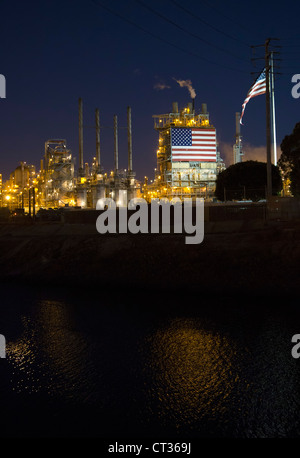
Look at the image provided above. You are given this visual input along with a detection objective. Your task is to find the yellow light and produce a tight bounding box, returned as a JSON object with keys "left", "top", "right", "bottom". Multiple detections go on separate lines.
{"left": 5, "top": 195, "right": 11, "bottom": 201}
{"left": 80, "top": 177, "right": 86, "bottom": 184}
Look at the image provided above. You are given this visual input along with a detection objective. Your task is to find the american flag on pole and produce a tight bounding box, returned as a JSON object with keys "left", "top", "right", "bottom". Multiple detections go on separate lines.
{"left": 171, "top": 127, "right": 217, "bottom": 162}
{"left": 240, "top": 69, "right": 266, "bottom": 125}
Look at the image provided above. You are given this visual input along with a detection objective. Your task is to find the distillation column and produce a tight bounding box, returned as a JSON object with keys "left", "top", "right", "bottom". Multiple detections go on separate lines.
{"left": 92, "top": 107, "right": 106, "bottom": 208}
{"left": 127, "top": 106, "right": 136, "bottom": 201}
{"left": 77, "top": 97, "right": 87, "bottom": 207}
{"left": 233, "top": 112, "right": 243, "bottom": 164}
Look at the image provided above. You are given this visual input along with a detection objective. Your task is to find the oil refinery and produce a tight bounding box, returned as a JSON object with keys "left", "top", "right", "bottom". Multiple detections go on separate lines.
{"left": 142, "top": 101, "right": 225, "bottom": 201}
{"left": 0, "top": 99, "right": 139, "bottom": 214}
{"left": 0, "top": 99, "right": 227, "bottom": 214}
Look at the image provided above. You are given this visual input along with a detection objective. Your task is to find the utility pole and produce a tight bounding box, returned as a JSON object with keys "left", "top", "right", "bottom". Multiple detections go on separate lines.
{"left": 265, "top": 38, "right": 272, "bottom": 199}
{"left": 251, "top": 38, "right": 280, "bottom": 198}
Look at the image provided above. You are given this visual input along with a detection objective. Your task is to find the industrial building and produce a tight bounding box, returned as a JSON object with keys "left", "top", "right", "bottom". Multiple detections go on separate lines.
{"left": 142, "top": 101, "right": 225, "bottom": 201}
{"left": 75, "top": 100, "right": 138, "bottom": 209}
{"left": 1, "top": 99, "right": 227, "bottom": 213}
{"left": 1, "top": 99, "right": 139, "bottom": 213}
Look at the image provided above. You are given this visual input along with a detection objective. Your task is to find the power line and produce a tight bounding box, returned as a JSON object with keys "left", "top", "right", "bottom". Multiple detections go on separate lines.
{"left": 280, "top": 51, "right": 300, "bottom": 55}
{"left": 169, "top": 0, "right": 250, "bottom": 47}
{"left": 279, "top": 38, "right": 300, "bottom": 43}
{"left": 91, "top": 0, "right": 251, "bottom": 74}
{"left": 252, "top": 39, "right": 300, "bottom": 71}
{"left": 199, "top": 0, "right": 253, "bottom": 34}
{"left": 134, "top": 0, "right": 250, "bottom": 63}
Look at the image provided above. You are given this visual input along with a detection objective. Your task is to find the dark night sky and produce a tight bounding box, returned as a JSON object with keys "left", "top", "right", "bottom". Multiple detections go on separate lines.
{"left": 0, "top": 0, "right": 299, "bottom": 181}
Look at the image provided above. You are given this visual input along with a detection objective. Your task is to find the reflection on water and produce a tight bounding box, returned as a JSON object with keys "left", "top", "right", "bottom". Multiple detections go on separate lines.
{"left": 1, "top": 285, "right": 300, "bottom": 437}
{"left": 141, "top": 313, "right": 300, "bottom": 437}
{"left": 143, "top": 319, "right": 238, "bottom": 428}
{"left": 7, "top": 300, "right": 98, "bottom": 403}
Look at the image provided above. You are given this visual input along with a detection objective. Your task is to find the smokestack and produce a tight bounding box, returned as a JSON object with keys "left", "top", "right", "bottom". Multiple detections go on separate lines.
{"left": 235, "top": 112, "right": 240, "bottom": 137}
{"left": 85, "top": 162, "right": 89, "bottom": 177}
{"left": 95, "top": 108, "right": 101, "bottom": 171}
{"left": 192, "top": 98, "right": 195, "bottom": 114}
{"left": 127, "top": 106, "right": 133, "bottom": 172}
{"left": 201, "top": 103, "right": 207, "bottom": 114}
{"left": 172, "top": 102, "right": 178, "bottom": 113}
{"left": 78, "top": 97, "right": 84, "bottom": 174}
{"left": 188, "top": 102, "right": 193, "bottom": 112}
{"left": 114, "top": 114, "right": 118, "bottom": 172}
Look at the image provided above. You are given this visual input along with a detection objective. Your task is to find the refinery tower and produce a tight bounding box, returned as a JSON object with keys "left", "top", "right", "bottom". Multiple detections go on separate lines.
{"left": 144, "top": 101, "right": 225, "bottom": 201}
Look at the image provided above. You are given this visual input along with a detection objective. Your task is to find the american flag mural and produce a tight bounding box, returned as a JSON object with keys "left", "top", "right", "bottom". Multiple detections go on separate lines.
{"left": 171, "top": 127, "right": 217, "bottom": 162}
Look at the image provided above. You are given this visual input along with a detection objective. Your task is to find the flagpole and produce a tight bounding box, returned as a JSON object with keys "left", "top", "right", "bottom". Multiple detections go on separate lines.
{"left": 265, "top": 39, "right": 272, "bottom": 198}
{"left": 270, "top": 52, "right": 277, "bottom": 166}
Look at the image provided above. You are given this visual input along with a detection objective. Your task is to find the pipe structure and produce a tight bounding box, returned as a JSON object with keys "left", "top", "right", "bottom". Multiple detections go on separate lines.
{"left": 78, "top": 97, "right": 84, "bottom": 174}
{"left": 114, "top": 114, "right": 118, "bottom": 172}
{"left": 21, "top": 162, "right": 25, "bottom": 189}
{"left": 32, "top": 187, "right": 35, "bottom": 220}
{"left": 28, "top": 188, "right": 31, "bottom": 217}
{"left": 127, "top": 106, "right": 133, "bottom": 172}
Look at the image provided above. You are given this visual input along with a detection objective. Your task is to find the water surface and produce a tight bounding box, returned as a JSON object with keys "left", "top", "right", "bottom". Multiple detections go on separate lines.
{"left": 0, "top": 283, "right": 299, "bottom": 438}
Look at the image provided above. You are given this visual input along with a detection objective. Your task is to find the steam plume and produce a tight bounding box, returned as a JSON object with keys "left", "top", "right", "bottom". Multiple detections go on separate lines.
{"left": 174, "top": 78, "right": 196, "bottom": 98}
{"left": 154, "top": 82, "right": 171, "bottom": 91}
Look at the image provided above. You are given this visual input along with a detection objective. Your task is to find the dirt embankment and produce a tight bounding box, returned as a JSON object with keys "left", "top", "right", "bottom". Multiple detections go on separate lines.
{"left": 0, "top": 220, "right": 298, "bottom": 298}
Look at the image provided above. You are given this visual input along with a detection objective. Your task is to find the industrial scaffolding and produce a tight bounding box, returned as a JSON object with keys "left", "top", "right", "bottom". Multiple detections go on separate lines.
{"left": 143, "top": 101, "right": 225, "bottom": 201}
{"left": 43, "top": 139, "right": 75, "bottom": 207}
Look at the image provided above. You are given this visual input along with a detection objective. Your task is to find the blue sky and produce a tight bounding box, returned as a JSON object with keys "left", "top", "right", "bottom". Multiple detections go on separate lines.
{"left": 0, "top": 0, "right": 299, "bottom": 181}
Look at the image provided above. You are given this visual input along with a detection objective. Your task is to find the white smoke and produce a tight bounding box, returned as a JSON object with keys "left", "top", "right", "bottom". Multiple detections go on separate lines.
{"left": 174, "top": 78, "right": 196, "bottom": 99}
{"left": 219, "top": 141, "right": 281, "bottom": 167}
{"left": 154, "top": 82, "right": 171, "bottom": 91}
